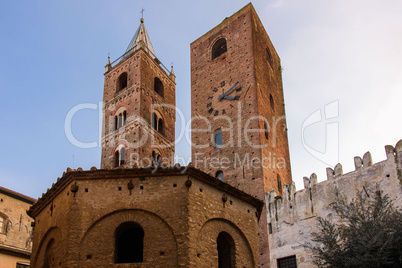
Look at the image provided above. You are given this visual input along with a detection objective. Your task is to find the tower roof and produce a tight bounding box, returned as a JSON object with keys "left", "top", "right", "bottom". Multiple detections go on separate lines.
{"left": 124, "top": 18, "right": 156, "bottom": 59}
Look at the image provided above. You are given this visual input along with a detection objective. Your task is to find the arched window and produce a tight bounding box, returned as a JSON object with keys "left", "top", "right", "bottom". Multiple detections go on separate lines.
{"left": 44, "top": 238, "right": 55, "bottom": 268}
{"left": 277, "top": 174, "right": 282, "bottom": 196}
{"left": 154, "top": 77, "right": 164, "bottom": 97}
{"left": 115, "top": 110, "right": 127, "bottom": 130}
{"left": 117, "top": 72, "right": 128, "bottom": 91}
{"left": 118, "top": 113, "right": 123, "bottom": 128}
{"left": 115, "top": 151, "right": 120, "bottom": 168}
{"left": 151, "top": 112, "right": 165, "bottom": 136}
{"left": 114, "top": 116, "right": 118, "bottom": 130}
{"left": 217, "top": 232, "right": 235, "bottom": 268}
{"left": 212, "top": 38, "right": 227, "bottom": 60}
{"left": 264, "top": 120, "right": 269, "bottom": 140}
{"left": 270, "top": 94, "right": 275, "bottom": 111}
{"left": 114, "top": 148, "right": 125, "bottom": 167}
{"left": 157, "top": 118, "right": 164, "bottom": 135}
{"left": 152, "top": 112, "right": 157, "bottom": 130}
{"left": 214, "top": 129, "right": 222, "bottom": 148}
{"left": 216, "top": 171, "right": 224, "bottom": 182}
{"left": 152, "top": 151, "right": 162, "bottom": 167}
{"left": 120, "top": 148, "right": 125, "bottom": 166}
{"left": 152, "top": 151, "right": 156, "bottom": 166}
{"left": 123, "top": 111, "right": 127, "bottom": 126}
{"left": 115, "top": 222, "right": 144, "bottom": 263}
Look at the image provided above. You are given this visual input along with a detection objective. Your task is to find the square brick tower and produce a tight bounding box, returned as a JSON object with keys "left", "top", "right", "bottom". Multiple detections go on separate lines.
{"left": 190, "top": 3, "right": 292, "bottom": 266}
{"left": 101, "top": 18, "right": 176, "bottom": 169}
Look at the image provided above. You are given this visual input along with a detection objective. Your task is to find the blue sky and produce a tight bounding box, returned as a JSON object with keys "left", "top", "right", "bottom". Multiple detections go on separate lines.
{"left": 1, "top": 0, "right": 401, "bottom": 198}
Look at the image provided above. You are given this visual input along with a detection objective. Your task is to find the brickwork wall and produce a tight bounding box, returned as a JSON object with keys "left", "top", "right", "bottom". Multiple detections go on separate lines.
{"left": 190, "top": 3, "right": 291, "bottom": 266}
{"left": 188, "top": 177, "right": 261, "bottom": 267}
{"left": 29, "top": 168, "right": 261, "bottom": 267}
{"left": 191, "top": 5, "right": 260, "bottom": 194}
{"left": 266, "top": 140, "right": 402, "bottom": 267}
{"left": 0, "top": 187, "right": 35, "bottom": 267}
{"left": 250, "top": 8, "right": 292, "bottom": 194}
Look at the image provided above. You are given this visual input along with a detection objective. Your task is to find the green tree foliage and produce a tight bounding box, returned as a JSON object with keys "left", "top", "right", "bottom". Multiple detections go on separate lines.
{"left": 307, "top": 191, "right": 402, "bottom": 268}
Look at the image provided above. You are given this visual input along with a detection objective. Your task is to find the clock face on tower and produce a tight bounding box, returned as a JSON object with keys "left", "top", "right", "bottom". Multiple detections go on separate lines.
{"left": 205, "top": 80, "right": 242, "bottom": 116}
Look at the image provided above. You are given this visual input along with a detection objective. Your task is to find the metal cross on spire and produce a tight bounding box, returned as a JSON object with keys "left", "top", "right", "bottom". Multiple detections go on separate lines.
{"left": 140, "top": 7, "right": 145, "bottom": 18}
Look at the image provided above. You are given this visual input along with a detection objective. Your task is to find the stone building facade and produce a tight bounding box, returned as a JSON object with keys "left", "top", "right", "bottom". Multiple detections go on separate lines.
{"left": 266, "top": 140, "right": 402, "bottom": 267}
{"left": 0, "top": 186, "right": 35, "bottom": 268}
{"left": 27, "top": 167, "right": 263, "bottom": 267}
{"left": 190, "top": 4, "right": 292, "bottom": 265}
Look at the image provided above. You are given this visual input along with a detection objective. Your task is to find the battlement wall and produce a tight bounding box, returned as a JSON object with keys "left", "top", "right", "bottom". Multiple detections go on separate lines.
{"left": 266, "top": 139, "right": 402, "bottom": 268}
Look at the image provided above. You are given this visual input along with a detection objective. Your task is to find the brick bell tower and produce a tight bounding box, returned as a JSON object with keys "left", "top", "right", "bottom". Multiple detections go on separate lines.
{"left": 101, "top": 18, "right": 176, "bottom": 169}
{"left": 190, "top": 3, "right": 292, "bottom": 266}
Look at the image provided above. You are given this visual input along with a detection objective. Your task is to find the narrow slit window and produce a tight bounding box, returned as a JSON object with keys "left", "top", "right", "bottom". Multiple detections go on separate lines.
{"left": 270, "top": 94, "right": 275, "bottom": 111}
{"left": 118, "top": 113, "right": 123, "bottom": 128}
{"left": 152, "top": 113, "right": 157, "bottom": 130}
{"left": 266, "top": 47, "right": 273, "bottom": 67}
{"left": 123, "top": 111, "right": 127, "bottom": 126}
{"left": 277, "top": 174, "right": 282, "bottom": 196}
{"left": 214, "top": 129, "right": 223, "bottom": 148}
{"left": 157, "top": 118, "right": 164, "bottom": 135}
{"left": 120, "top": 148, "right": 125, "bottom": 166}
{"left": 115, "top": 151, "right": 120, "bottom": 168}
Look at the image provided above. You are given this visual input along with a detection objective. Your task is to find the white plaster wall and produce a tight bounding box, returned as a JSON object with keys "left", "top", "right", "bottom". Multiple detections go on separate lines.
{"left": 267, "top": 140, "right": 402, "bottom": 267}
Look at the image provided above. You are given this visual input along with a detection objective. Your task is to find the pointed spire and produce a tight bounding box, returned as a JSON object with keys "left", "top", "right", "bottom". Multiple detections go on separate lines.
{"left": 124, "top": 18, "right": 156, "bottom": 59}
{"left": 169, "top": 65, "right": 176, "bottom": 83}
{"left": 104, "top": 56, "right": 112, "bottom": 73}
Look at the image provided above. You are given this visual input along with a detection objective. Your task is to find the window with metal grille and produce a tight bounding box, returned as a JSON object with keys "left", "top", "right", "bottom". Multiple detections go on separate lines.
{"left": 277, "top": 255, "right": 297, "bottom": 268}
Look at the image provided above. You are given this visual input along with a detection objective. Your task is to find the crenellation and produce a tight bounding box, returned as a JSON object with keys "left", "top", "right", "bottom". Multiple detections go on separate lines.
{"left": 363, "top": 151, "right": 372, "bottom": 167}
{"left": 303, "top": 177, "right": 310, "bottom": 189}
{"left": 303, "top": 173, "right": 318, "bottom": 189}
{"left": 326, "top": 167, "right": 334, "bottom": 180}
{"left": 354, "top": 156, "right": 363, "bottom": 169}
{"left": 334, "top": 163, "right": 343, "bottom": 177}
{"left": 395, "top": 140, "right": 402, "bottom": 174}
{"left": 267, "top": 139, "right": 402, "bottom": 267}
{"left": 310, "top": 173, "right": 317, "bottom": 186}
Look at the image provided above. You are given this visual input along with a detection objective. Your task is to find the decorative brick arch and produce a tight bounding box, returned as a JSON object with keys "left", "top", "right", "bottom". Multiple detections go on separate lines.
{"left": 79, "top": 209, "right": 178, "bottom": 267}
{"left": 31, "top": 227, "right": 62, "bottom": 268}
{"left": 195, "top": 218, "right": 256, "bottom": 267}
